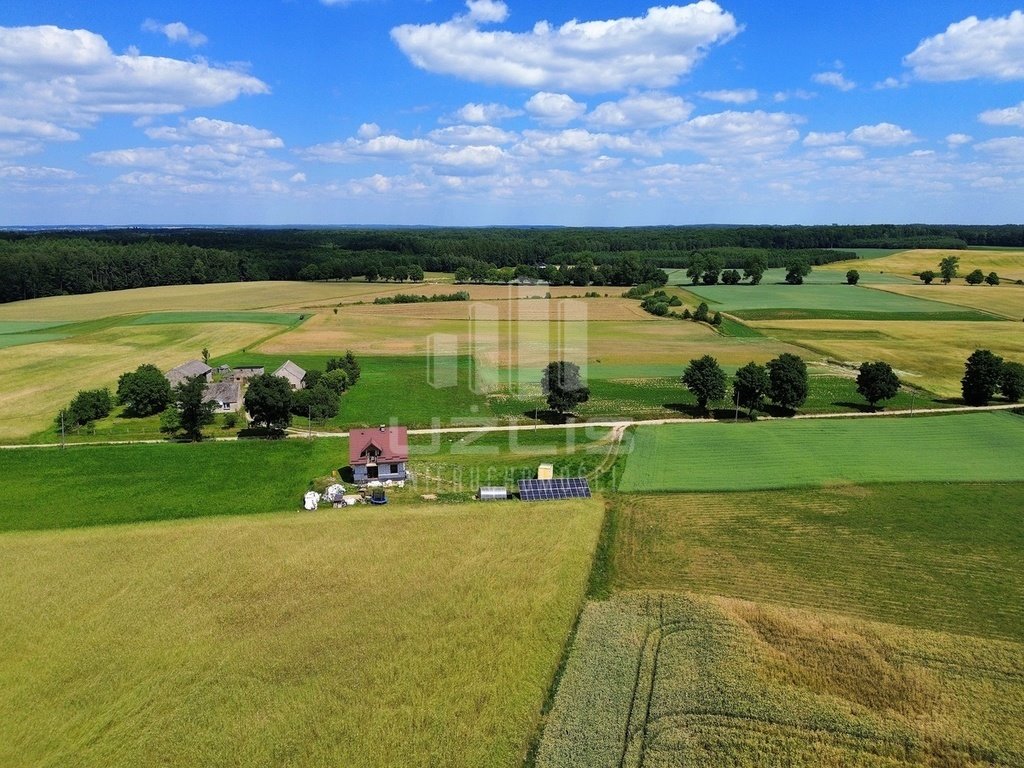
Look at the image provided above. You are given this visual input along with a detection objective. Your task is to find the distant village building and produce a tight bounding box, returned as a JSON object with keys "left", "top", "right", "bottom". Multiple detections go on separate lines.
{"left": 273, "top": 360, "right": 307, "bottom": 390}
{"left": 166, "top": 360, "right": 213, "bottom": 387}
{"left": 349, "top": 426, "right": 408, "bottom": 484}
{"left": 204, "top": 381, "right": 242, "bottom": 412}
{"left": 232, "top": 366, "right": 265, "bottom": 382}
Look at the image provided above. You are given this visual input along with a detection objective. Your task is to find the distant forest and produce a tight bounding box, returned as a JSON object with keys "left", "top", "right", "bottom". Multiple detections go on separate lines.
{"left": 2, "top": 224, "right": 1022, "bottom": 304}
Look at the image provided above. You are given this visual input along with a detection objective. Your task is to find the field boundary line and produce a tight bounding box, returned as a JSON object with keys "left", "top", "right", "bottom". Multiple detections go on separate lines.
{"left": 3, "top": 404, "right": 1019, "bottom": 450}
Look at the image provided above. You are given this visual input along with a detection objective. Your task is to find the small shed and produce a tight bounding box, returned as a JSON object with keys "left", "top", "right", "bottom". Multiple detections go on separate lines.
{"left": 273, "top": 360, "right": 307, "bottom": 390}
{"left": 479, "top": 486, "right": 508, "bottom": 501}
{"left": 538, "top": 463, "right": 554, "bottom": 480}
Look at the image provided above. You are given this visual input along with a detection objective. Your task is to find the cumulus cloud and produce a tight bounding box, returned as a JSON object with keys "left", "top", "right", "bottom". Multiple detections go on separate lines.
{"left": 429, "top": 124, "right": 518, "bottom": 145}
{"left": 357, "top": 122, "right": 382, "bottom": 139}
{"left": 142, "top": 20, "right": 208, "bottom": 47}
{"left": 450, "top": 102, "right": 523, "bottom": 124}
{"left": 904, "top": 11, "right": 1024, "bottom": 81}
{"left": 979, "top": 102, "right": 1024, "bottom": 128}
{"left": 90, "top": 143, "right": 292, "bottom": 183}
{"left": 517, "top": 128, "right": 652, "bottom": 158}
{"left": 848, "top": 122, "right": 917, "bottom": 146}
{"left": 145, "top": 117, "right": 283, "bottom": 148}
{"left": 812, "top": 71, "right": 856, "bottom": 91}
{"left": 525, "top": 92, "right": 587, "bottom": 125}
{"left": 586, "top": 92, "right": 692, "bottom": 129}
{"left": 802, "top": 131, "right": 847, "bottom": 147}
{"left": 0, "top": 116, "right": 79, "bottom": 142}
{"left": 873, "top": 76, "right": 905, "bottom": 90}
{"left": 974, "top": 136, "right": 1024, "bottom": 161}
{"left": 663, "top": 110, "right": 801, "bottom": 157}
{"left": 698, "top": 88, "right": 757, "bottom": 104}
{"left": 946, "top": 133, "right": 973, "bottom": 147}
{"left": 0, "top": 24, "right": 268, "bottom": 150}
{"left": 391, "top": 1, "right": 740, "bottom": 93}
{"left": 773, "top": 89, "right": 815, "bottom": 103}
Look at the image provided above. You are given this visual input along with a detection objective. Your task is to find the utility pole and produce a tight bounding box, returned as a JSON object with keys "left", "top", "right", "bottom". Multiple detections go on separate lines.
{"left": 733, "top": 387, "right": 740, "bottom": 423}
{"left": 308, "top": 405, "right": 312, "bottom": 440}
{"left": 60, "top": 410, "right": 66, "bottom": 451}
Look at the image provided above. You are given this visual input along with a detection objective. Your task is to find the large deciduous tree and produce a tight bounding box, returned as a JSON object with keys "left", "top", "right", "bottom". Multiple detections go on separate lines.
{"left": 767, "top": 353, "right": 808, "bottom": 411}
{"left": 1001, "top": 362, "right": 1024, "bottom": 402}
{"left": 682, "top": 355, "right": 726, "bottom": 414}
{"left": 744, "top": 254, "right": 767, "bottom": 285}
{"left": 116, "top": 363, "right": 171, "bottom": 417}
{"left": 541, "top": 361, "right": 590, "bottom": 415}
{"left": 244, "top": 373, "right": 294, "bottom": 429}
{"left": 733, "top": 362, "right": 770, "bottom": 415}
{"left": 856, "top": 361, "right": 900, "bottom": 409}
{"left": 784, "top": 258, "right": 811, "bottom": 285}
{"left": 173, "top": 376, "right": 216, "bottom": 441}
{"left": 62, "top": 388, "right": 113, "bottom": 429}
{"left": 961, "top": 349, "right": 1004, "bottom": 406}
{"left": 939, "top": 255, "right": 959, "bottom": 284}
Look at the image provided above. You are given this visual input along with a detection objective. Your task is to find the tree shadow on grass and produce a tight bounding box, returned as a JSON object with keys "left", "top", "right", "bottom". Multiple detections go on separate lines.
{"left": 523, "top": 409, "right": 572, "bottom": 425}
{"left": 664, "top": 403, "right": 744, "bottom": 421}
{"left": 833, "top": 401, "right": 875, "bottom": 413}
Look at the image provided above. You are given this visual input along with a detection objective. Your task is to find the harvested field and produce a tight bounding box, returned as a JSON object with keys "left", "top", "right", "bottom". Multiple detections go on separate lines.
{"left": 820, "top": 249, "right": 1024, "bottom": 282}
{"left": 871, "top": 283, "right": 1024, "bottom": 320}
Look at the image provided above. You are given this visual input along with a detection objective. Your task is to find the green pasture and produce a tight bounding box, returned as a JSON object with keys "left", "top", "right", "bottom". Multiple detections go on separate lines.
{"left": 0, "top": 332, "right": 71, "bottom": 349}
{"left": 128, "top": 311, "right": 307, "bottom": 326}
{"left": 0, "top": 501, "right": 603, "bottom": 768}
{"left": 538, "top": 591, "right": 1024, "bottom": 767}
{"left": 619, "top": 411, "right": 1024, "bottom": 492}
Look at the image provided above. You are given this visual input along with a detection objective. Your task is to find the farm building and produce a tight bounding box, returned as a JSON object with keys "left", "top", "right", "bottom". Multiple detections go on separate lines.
{"left": 166, "top": 360, "right": 213, "bottom": 387}
{"left": 349, "top": 426, "right": 408, "bottom": 484}
{"left": 273, "top": 360, "right": 307, "bottom": 390}
{"left": 232, "top": 366, "right": 265, "bottom": 382}
{"left": 204, "top": 381, "right": 242, "bottom": 412}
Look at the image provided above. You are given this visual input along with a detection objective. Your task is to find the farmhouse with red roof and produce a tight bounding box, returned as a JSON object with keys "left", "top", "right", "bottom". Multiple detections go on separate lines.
{"left": 349, "top": 426, "right": 408, "bottom": 485}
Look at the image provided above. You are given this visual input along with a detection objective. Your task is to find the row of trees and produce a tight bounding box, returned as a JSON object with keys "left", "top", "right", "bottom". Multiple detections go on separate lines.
{"left": 918, "top": 256, "right": 1008, "bottom": 286}
{"left": 683, "top": 354, "right": 812, "bottom": 414}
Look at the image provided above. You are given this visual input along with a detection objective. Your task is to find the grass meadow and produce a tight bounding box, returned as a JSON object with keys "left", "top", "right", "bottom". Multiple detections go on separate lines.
{"left": 0, "top": 500, "right": 604, "bottom": 768}
{"left": 537, "top": 592, "right": 1024, "bottom": 768}
{"left": 873, "top": 282, "right": 1024, "bottom": 320}
{"left": 618, "top": 412, "right": 1024, "bottom": 492}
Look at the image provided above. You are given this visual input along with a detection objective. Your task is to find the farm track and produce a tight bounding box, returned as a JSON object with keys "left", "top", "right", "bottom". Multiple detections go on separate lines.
{"left": 3, "top": 402, "right": 1018, "bottom": 450}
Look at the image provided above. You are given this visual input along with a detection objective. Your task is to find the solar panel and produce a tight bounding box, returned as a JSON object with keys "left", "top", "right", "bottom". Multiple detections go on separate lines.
{"left": 517, "top": 477, "right": 591, "bottom": 501}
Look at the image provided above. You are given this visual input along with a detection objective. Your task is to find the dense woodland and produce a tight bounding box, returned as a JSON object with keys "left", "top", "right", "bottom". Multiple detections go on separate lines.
{"left": 2, "top": 224, "right": 1022, "bottom": 304}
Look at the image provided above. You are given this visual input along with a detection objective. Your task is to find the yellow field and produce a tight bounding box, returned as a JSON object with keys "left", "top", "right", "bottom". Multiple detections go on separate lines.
{"left": 0, "top": 322, "right": 278, "bottom": 440}
{"left": 751, "top": 318, "right": 1024, "bottom": 396}
{"left": 0, "top": 500, "right": 603, "bottom": 767}
{"left": 872, "top": 283, "right": 1024, "bottom": 319}
{"left": 821, "top": 248, "right": 1024, "bottom": 281}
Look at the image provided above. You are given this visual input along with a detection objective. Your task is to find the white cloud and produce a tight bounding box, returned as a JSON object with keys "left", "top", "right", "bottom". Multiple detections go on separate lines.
{"left": 979, "top": 102, "right": 1024, "bottom": 128}
{"left": 817, "top": 146, "right": 866, "bottom": 161}
{"left": 391, "top": 1, "right": 740, "bottom": 93}
{"left": 848, "top": 122, "right": 917, "bottom": 146}
{"left": 773, "top": 89, "right": 815, "bottom": 103}
{"left": 429, "top": 124, "right": 518, "bottom": 145}
{"left": 431, "top": 145, "right": 507, "bottom": 175}
{"left": 946, "top": 133, "right": 973, "bottom": 147}
{"left": 0, "top": 116, "right": 79, "bottom": 142}
{"left": 975, "top": 136, "right": 1024, "bottom": 161}
{"left": 873, "top": 76, "right": 905, "bottom": 90}
{"left": 698, "top": 88, "right": 757, "bottom": 104}
{"left": 450, "top": 102, "right": 522, "bottom": 124}
{"left": 145, "top": 117, "right": 283, "bottom": 148}
{"left": 525, "top": 92, "right": 587, "bottom": 125}
{"left": 0, "top": 25, "right": 268, "bottom": 142}
{"left": 586, "top": 92, "right": 692, "bottom": 129}
{"left": 904, "top": 11, "right": 1024, "bottom": 81}
{"left": 290, "top": 172, "right": 307, "bottom": 183}
{"left": 357, "top": 122, "right": 382, "bottom": 139}
{"left": 663, "top": 110, "right": 801, "bottom": 157}
{"left": 90, "top": 143, "right": 292, "bottom": 183}
{"left": 466, "top": 0, "right": 509, "bottom": 24}
{"left": 0, "top": 164, "right": 78, "bottom": 180}
{"left": 142, "top": 20, "right": 208, "bottom": 48}
{"left": 812, "top": 71, "right": 856, "bottom": 91}
{"left": 517, "top": 128, "right": 651, "bottom": 158}
{"left": 802, "top": 131, "right": 846, "bottom": 147}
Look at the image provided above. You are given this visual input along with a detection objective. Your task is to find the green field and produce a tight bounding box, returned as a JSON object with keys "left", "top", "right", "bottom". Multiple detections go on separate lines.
{"left": 538, "top": 592, "right": 1024, "bottom": 767}
{"left": 0, "top": 501, "right": 603, "bottom": 768}
{"left": 128, "top": 311, "right": 307, "bottom": 326}
{"left": 619, "top": 412, "right": 1024, "bottom": 492}
{"left": 608, "top": 484, "right": 1024, "bottom": 640}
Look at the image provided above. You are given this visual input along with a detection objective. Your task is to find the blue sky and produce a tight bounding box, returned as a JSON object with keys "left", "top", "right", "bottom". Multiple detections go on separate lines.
{"left": 1, "top": 0, "right": 1023, "bottom": 225}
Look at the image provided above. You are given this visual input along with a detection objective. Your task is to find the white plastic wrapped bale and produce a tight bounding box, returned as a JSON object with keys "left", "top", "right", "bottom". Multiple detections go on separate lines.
{"left": 303, "top": 491, "right": 321, "bottom": 511}
{"left": 325, "top": 483, "right": 346, "bottom": 502}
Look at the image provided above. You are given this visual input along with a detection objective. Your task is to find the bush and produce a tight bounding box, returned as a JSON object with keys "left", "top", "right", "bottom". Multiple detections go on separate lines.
{"left": 919, "top": 270, "right": 936, "bottom": 285}
{"left": 965, "top": 269, "right": 985, "bottom": 285}
{"left": 694, "top": 302, "right": 710, "bottom": 323}
{"left": 62, "top": 388, "right": 113, "bottom": 429}
{"left": 985, "top": 272, "right": 1000, "bottom": 286}
{"left": 721, "top": 269, "right": 741, "bottom": 285}
{"left": 711, "top": 311, "right": 723, "bottom": 326}
{"left": 846, "top": 269, "right": 860, "bottom": 285}
{"left": 223, "top": 413, "right": 239, "bottom": 429}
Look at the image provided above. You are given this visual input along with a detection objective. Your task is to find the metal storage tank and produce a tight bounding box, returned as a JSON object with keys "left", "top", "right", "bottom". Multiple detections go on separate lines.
{"left": 478, "top": 486, "right": 509, "bottom": 501}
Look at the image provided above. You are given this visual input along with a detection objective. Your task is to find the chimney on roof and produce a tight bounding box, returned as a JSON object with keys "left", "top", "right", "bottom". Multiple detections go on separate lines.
{"left": 379, "top": 424, "right": 386, "bottom": 432}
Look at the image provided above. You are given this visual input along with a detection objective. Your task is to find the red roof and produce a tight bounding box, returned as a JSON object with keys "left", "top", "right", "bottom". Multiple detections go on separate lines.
{"left": 349, "top": 426, "right": 409, "bottom": 466}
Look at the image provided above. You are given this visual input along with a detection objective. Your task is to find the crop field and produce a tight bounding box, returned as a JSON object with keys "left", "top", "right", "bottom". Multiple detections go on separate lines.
{"left": 0, "top": 500, "right": 604, "bottom": 768}
{"left": 618, "top": 412, "right": 1024, "bottom": 492}
{"left": 872, "top": 283, "right": 1024, "bottom": 320}
{"left": 537, "top": 592, "right": 1024, "bottom": 767}
{"left": 0, "top": 321, "right": 282, "bottom": 441}
{"left": 127, "top": 310, "right": 307, "bottom": 326}
{"left": 608, "top": 483, "right": 1024, "bottom": 639}
{"left": 751, "top": 318, "right": 1024, "bottom": 397}
{"left": 822, "top": 248, "right": 1024, "bottom": 282}
{"left": 682, "top": 280, "right": 995, "bottom": 320}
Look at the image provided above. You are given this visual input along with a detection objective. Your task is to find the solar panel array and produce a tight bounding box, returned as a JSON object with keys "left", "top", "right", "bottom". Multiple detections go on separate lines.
{"left": 518, "top": 477, "right": 592, "bottom": 501}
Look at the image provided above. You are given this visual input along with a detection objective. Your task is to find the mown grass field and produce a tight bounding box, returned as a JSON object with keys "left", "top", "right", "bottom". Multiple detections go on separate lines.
{"left": 0, "top": 500, "right": 604, "bottom": 768}
{"left": 608, "top": 483, "right": 1024, "bottom": 640}
{"left": 619, "top": 412, "right": 1024, "bottom": 492}
{"left": 538, "top": 592, "right": 1024, "bottom": 767}
{"left": 128, "top": 310, "right": 307, "bottom": 326}
{"left": 873, "top": 282, "right": 1024, "bottom": 320}
{"left": 820, "top": 248, "right": 1024, "bottom": 282}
